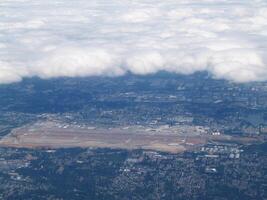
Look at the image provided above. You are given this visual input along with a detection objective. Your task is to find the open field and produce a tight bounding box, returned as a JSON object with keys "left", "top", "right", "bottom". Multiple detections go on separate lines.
{"left": 0, "top": 121, "right": 208, "bottom": 153}
{"left": 0, "top": 121, "right": 261, "bottom": 153}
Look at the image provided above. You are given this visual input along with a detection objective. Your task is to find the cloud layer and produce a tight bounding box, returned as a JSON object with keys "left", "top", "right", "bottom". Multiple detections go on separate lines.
{"left": 1, "top": 0, "right": 267, "bottom": 83}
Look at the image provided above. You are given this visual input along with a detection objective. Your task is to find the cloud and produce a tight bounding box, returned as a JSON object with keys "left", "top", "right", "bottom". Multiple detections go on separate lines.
{"left": 1, "top": 0, "right": 267, "bottom": 83}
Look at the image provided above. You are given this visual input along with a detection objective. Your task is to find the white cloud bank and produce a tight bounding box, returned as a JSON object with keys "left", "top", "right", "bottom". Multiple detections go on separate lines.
{"left": 1, "top": 0, "right": 267, "bottom": 83}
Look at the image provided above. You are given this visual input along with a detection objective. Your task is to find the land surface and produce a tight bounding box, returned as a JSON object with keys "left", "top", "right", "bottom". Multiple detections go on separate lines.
{"left": 0, "top": 121, "right": 259, "bottom": 153}
{"left": 0, "top": 121, "right": 195, "bottom": 153}
{"left": 0, "top": 74, "right": 266, "bottom": 199}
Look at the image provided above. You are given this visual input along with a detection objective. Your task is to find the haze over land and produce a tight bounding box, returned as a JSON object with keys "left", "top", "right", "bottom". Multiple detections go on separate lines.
{"left": 1, "top": 0, "right": 267, "bottom": 83}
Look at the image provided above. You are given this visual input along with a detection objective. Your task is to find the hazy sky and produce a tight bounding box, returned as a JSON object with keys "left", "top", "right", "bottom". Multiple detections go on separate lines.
{"left": 1, "top": 0, "right": 267, "bottom": 84}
